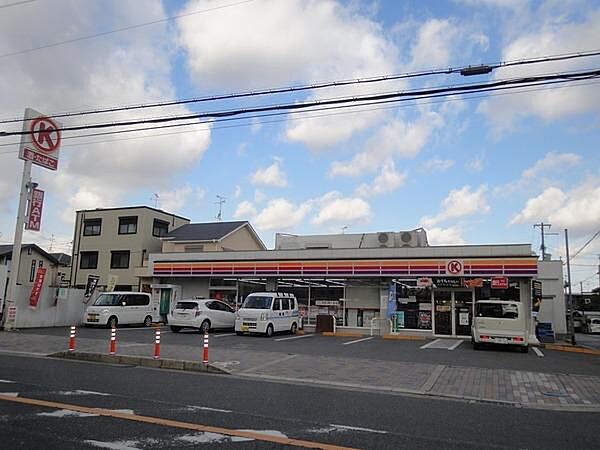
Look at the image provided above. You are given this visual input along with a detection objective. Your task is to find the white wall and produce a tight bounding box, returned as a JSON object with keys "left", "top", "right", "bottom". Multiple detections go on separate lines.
{"left": 537, "top": 260, "right": 567, "bottom": 335}
{"left": 12, "top": 285, "right": 87, "bottom": 328}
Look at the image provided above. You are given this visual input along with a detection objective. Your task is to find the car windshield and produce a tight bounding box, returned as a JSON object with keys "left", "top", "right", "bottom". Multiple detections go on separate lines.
{"left": 175, "top": 301, "right": 199, "bottom": 310}
{"left": 93, "top": 294, "right": 122, "bottom": 306}
{"left": 476, "top": 303, "right": 519, "bottom": 319}
{"left": 242, "top": 296, "right": 272, "bottom": 309}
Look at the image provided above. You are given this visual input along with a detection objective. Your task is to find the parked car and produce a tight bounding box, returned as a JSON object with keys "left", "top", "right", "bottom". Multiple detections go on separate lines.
{"left": 235, "top": 292, "right": 300, "bottom": 337}
{"left": 587, "top": 317, "right": 600, "bottom": 334}
{"left": 83, "top": 292, "right": 156, "bottom": 328}
{"left": 168, "top": 298, "right": 235, "bottom": 333}
{"left": 472, "top": 300, "right": 529, "bottom": 353}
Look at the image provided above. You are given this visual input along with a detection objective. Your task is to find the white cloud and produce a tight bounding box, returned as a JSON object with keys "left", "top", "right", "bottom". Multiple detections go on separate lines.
{"left": 355, "top": 162, "right": 406, "bottom": 197}
{"left": 311, "top": 192, "right": 371, "bottom": 226}
{"left": 409, "top": 19, "right": 459, "bottom": 70}
{"left": 478, "top": 10, "right": 600, "bottom": 132}
{"left": 330, "top": 112, "right": 443, "bottom": 177}
{"left": 521, "top": 152, "right": 581, "bottom": 180}
{"left": 234, "top": 185, "right": 241, "bottom": 199}
{"left": 233, "top": 201, "right": 257, "bottom": 220}
{"left": 423, "top": 158, "right": 455, "bottom": 173}
{"left": 421, "top": 185, "right": 490, "bottom": 227}
{"left": 0, "top": 1, "right": 212, "bottom": 231}
{"left": 510, "top": 179, "right": 600, "bottom": 236}
{"left": 177, "top": 0, "right": 398, "bottom": 149}
{"left": 254, "top": 189, "right": 267, "bottom": 204}
{"left": 466, "top": 154, "right": 485, "bottom": 172}
{"left": 250, "top": 159, "right": 288, "bottom": 187}
{"left": 254, "top": 198, "right": 311, "bottom": 231}
{"left": 426, "top": 226, "right": 466, "bottom": 245}
{"left": 157, "top": 186, "right": 205, "bottom": 213}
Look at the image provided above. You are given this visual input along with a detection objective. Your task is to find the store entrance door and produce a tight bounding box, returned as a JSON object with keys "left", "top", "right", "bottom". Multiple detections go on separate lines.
{"left": 433, "top": 291, "right": 452, "bottom": 335}
{"left": 433, "top": 290, "right": 474, "bottom": 337}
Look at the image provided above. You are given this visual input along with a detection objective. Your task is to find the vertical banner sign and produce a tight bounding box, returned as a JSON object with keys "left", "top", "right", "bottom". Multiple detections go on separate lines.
{"left": 25, "top": 188, "right": 44, "bottom": 231}
{"left": 107, "top": 274, "right": 118, "bottom": 292}
{"left": 29, "top": 267, "right": 47, "bottom": 309}
{"left": 84, "top": 275, "right": 100, "bottom": 299}
{"left": 18, "top": 108, "right": 61, "bottom": 171}
{"left": 532, "top": 280, "right": 543, "bottom": 316}
{"left": 387, "top": 281, "right": 397, "bottom": 317}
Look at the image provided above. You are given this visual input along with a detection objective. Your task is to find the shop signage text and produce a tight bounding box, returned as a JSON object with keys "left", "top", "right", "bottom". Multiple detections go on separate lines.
{"left": 434, "top": 277, "right": 464, "bottom": 288}
{"left": 29, "top": 267, "right": 46, "bottom": 308}
{"left": 491, "top": 276, "right": 509, "bottom": 289}
{"left": 25, "top": 188, "right": 44, "bottom": 231}
{"left": 18, "top": 108, "right": 61, "bottom": 171}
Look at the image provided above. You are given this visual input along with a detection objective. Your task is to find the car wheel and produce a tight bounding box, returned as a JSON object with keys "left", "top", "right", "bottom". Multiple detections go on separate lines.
{"left": 265, "top": 324, "right": 274, "bottom": 338}
{"left": 200, "top": 320, "right": 210, "bottom": 334}
{"left": 170, "top": 326, "right": 181, "bottom": 333}
{"left": 472, "top": 339, "right": 481, "bottom": 350}
{"left": 107, "top": 316, "right": 118, "bottom": 329}
{"left": 290, "top": 322, "right": 298, "bottom": 335}
{"left": 520, "top": 345, "right": 529, "bottom": 353}
{"left": 236, "top": 331, "right": 243, "bottom": 336}
{"left": 143, "top": 316, "right": 153, "bottom": 327}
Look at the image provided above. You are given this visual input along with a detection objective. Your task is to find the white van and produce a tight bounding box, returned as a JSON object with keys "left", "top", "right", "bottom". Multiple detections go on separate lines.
{"left": 235, "top": 292, "right": 300, "bottom": 337}
{"left": 472, "top": 300, "right": 529, "bottom": 353}
{"left": 83, "top": 292, "right": 156, "bottom": 328}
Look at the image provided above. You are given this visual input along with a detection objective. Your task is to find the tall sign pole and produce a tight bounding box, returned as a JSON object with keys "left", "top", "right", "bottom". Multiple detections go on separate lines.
{"left": 2, "top": 108, "right": 61, "bottom": 331}
{"left": 564, "top": 229, "right": 576, "bottom": 345}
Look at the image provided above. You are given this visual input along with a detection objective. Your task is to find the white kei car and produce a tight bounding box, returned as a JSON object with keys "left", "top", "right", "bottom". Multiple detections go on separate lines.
{"left": 168, "top": 298, "right": 236, "bottom": 334}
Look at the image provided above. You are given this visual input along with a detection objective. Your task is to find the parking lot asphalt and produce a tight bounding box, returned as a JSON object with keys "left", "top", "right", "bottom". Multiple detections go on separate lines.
{"left": 4, "top": 326, "right": 600, "bottom": 411}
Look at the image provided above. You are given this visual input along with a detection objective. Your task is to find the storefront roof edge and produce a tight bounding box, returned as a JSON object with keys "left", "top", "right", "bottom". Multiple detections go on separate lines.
{"left": 150, "top": 244, "right": 535, "bottom": 263}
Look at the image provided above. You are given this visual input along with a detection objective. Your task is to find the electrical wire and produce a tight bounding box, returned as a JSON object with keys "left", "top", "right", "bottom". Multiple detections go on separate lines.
{"left": 0, "top": 0, "right": 36, "bottom": 8}
{"left": 0, "top": 0, "right": 254, "bottom": 59}
{"left": 1, "top": 76, "right": 599, "bottom": 153}
{"left": 2, "top": 68, "right": 599, "bottom": 137}
{"left": 570, "top": 229, "right": 600, "bottom": 261}
{"left": 1, "top": 48, "right": 600, "bottom": 124}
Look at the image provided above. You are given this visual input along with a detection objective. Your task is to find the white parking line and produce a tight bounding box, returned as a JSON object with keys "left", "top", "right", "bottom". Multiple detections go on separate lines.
{"left": 275, "top": 334, "right": 314, "bottom": 341}
{"left": 342, "top": 337, "right": 374, "bottom": 346}
{"left": 420, "top": 339, "right": 441, "bottom": 349}
{"left": 117, "top": 326, "right": 165, "bottom": 331}
{"left": 533, "top": 347, "right": 544, "bottom": 357}
{"left": 329, "top": 424, "right": 388, "bottom": 434}
{"left": 213, "top": 333, "right": 237, "bottom": 338}
{"left": 448, "top": 340, "right": 463, "bottom": 350}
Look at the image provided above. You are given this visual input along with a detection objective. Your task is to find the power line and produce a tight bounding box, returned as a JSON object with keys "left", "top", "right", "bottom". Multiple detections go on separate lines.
{"left": 1, "top": 75, "right": 599, "bottom": 153}
{"left": 0, "top": 0, "right": 37, "bottom": 9}
{"left": 570, "top": 229, "right": 600, "bottom": 261}
{"left": 2, "top": 68, "right": 599, "bottom": 138}
{"left": 2, "top": 49, "right": 600, "bottom": 125}
{"left": 0, "top": 0, "right": 254, "bottom": 59}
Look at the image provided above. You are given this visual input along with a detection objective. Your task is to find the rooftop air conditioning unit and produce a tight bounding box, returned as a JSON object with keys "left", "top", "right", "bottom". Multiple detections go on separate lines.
{"left": 377, "top": 232, "right": 392, "bottom": 247}
{"left": 398, "top": 230, "right": 418, "bottom": 248}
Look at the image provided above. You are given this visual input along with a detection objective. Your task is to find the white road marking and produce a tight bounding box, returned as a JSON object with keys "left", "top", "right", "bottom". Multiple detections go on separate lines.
{"left": 213, "top": 333, "right": 237, "bottom": 338}
{"left": 448, "top": 340, "right": 463, "bottom": 350}
{"left": 342, "top": 337, "right": 375, "bottom": 346}
{"left": 0, "top": 379, "right": 15, "bottom": 383}
{"left": 329, "top": 424, "right": 388, "bottom": 434}
{"left": 115, "top": 326, "right": 164, "bottom": 331}
{"left": 275, "top": 334, "right": 314, "bottom": 341}
{"left": 84, "top": 440, "right": 140, "bottom": 450}
{"left": 1, "top": 392, "right": 19, "bottom": 397}
{"left": 186, "top": 405, "right": 232, "bottom": 414}
{"left": 420, "top": 339, "right": 442, "bottom": 349}
{"left": 533, "top": 347, "right": 544, "bottom": 357}
{"left": 241, "top": 354, "right": 297, "bottom": 373}
{"left": 57, "top": 390, "right": 111, "bottom": 396}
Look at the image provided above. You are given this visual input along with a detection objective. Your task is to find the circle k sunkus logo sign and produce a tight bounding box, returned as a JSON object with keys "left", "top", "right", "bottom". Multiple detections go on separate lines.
{"left": 445, "top": 259, "right": 464, "bottom": 276}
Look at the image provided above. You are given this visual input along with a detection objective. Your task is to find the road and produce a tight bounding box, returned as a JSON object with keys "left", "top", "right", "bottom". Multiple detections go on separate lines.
{"left": 1, "top": 353, "right": 599, "bottom": 449}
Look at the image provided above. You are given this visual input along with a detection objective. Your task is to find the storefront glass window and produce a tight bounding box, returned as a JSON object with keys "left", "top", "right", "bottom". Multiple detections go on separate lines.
{"left": 475, "top": 279, "right": 520, "bottom": 302}
{"left": 396, "top": 286, "right": 432, "bottom": 330}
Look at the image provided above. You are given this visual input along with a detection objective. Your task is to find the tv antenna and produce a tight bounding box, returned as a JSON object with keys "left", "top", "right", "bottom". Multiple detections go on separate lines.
{"left": 215, "top": 195, "right": 226, "bottom": 221}
{"left": 152, "top": 193, "right": 159, "bottom": 208}
{"left": 341, "top": 225, "right": 350, "bottom": 234}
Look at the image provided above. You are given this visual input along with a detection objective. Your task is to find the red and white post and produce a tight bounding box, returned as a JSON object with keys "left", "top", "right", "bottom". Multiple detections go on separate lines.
{"left": 154, "top": 328, "right": 161, "bottom": 360}
{"left": 203, "top": 332, "right": 209, "bottom": 364}
{"left": 109, "top": 327, "right": 116, "bottom": 355}
{"left": 68, "top": 325, "right": 76, "bottom": 352}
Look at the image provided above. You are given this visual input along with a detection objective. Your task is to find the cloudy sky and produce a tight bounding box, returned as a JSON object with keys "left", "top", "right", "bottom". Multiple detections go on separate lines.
{"left": 0, "top": 0, "right": 599, "bottom": 290}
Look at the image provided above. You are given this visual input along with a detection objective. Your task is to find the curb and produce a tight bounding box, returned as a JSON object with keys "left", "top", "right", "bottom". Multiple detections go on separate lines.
{"left": 543, "top": 344, "right": 600, "bottom": 355}
{"left": 48, "top": 351, "right": 230, "bottom": 374}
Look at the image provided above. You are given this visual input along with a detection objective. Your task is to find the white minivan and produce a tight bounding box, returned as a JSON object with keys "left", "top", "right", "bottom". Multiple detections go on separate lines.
{"left": 472, "top": 300, "right": 529, "bottom": 353}
{"left": 235, "top": 292, "right": 300, "bottom": 337}
{"left": 83, "top": 292, "right": 156, "bottom": 328}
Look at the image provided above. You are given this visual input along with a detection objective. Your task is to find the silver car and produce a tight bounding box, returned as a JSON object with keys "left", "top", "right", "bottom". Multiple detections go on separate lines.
{"left": 168, "top": 298, "right": 236, "bottom": 333}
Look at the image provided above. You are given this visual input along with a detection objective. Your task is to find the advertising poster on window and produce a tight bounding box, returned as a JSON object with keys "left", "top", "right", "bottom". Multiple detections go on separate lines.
{"left": 418, "top": 311, "right": 432, "bottom": 329}
{"left": 84, "top": 274, "right": 100, "bottom": 300}
{"left": 532, "top": 280, "right": 542, "bottom": 317}
{"left": 459, "top": 311, "right": 470, "bottom": 326}
{"left": 29, "top": 267, "right": 46, "bottom": 309}
{"left": 394, "top": 311, "right": 405, "bottom": 329}
{"left": 387, "top": 282, "right": 397, "bottom": 317}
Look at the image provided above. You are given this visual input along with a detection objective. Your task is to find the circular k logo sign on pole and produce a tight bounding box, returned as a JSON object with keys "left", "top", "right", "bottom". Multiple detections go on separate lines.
{"left": 30, "top": 117, "right": 61, "bottom": 153}
{"left": 446, "top": 259, "right": 464, "bottom": 275}
{"left": 18, "top": 108, "right": 61, "bottom": 171}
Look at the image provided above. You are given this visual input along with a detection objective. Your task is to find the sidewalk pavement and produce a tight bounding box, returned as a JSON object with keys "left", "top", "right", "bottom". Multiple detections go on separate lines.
{"left": 1, "top": 331, "right": 599, "bottom": 412}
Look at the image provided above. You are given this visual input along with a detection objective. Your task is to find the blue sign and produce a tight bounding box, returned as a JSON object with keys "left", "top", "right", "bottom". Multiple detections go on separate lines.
{"left": 387, "top": 282, "right": 397, "bottom": 317}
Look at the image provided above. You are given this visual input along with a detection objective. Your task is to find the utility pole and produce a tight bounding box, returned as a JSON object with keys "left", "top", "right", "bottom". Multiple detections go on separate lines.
{"left": 152, "top": 193, "right": 159, "bottom": 209}
{"left": 564, "top": 229, "right": 576, "bottom": 345}
{"left": 215, "top": 195, "right": 226, "bottom": 221}
{"left": 533, "top": 222, "right": 552, "bottom": 260}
